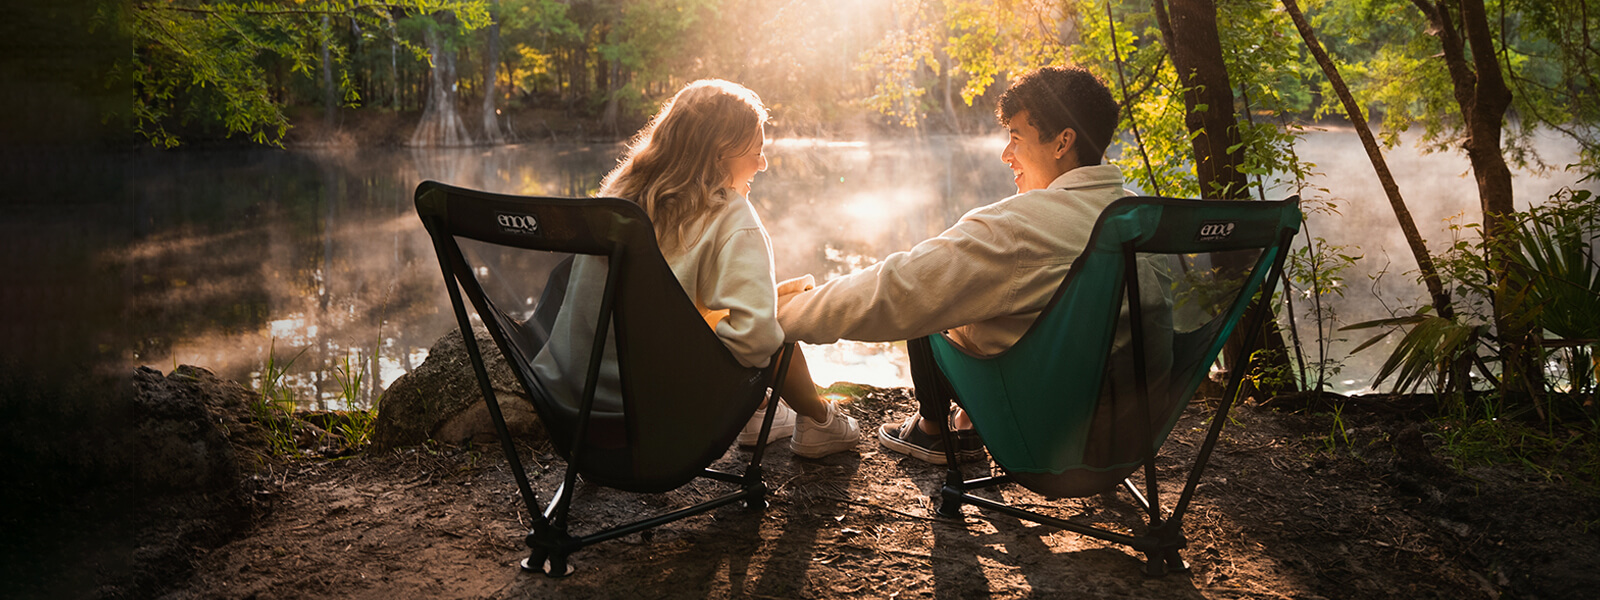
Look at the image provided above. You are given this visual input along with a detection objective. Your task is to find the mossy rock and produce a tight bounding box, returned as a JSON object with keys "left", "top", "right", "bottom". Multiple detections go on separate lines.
{"left": 372, "top": 327, "right": 547, "bottom": 450}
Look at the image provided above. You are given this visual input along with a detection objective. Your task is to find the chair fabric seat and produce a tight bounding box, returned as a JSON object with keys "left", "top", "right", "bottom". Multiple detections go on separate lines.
{"left": 930, "top": 198, "right": 1300, "bottom": 488}
{"left": 416, "top": 181, "right": 795, "bottom": 576}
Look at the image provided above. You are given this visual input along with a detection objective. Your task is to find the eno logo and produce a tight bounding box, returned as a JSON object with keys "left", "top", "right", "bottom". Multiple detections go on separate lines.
{"left": 1196, "top": 220, "right": 1236, "bottom": 242}
{"left": 496, "top": 212, "right": 542, "bottom": 235}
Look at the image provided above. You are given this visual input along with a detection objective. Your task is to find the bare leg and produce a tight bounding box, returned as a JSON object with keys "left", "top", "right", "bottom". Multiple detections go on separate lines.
{"left": 919, "top": 408, "right": 973, "bottom": 434}
{"left": 774, "top": 347, "right": 831, "bottom": 423}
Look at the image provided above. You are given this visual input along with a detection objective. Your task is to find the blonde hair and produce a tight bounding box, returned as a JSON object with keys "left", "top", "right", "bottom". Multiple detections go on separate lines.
{"left": 600, "top": 79, "right": 769, "bottom": 249}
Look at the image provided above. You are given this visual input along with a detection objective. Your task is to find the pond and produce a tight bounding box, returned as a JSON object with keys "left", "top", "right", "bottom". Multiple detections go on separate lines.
{"left": 3, "top": 131, "right": 1583, "bottom": 410}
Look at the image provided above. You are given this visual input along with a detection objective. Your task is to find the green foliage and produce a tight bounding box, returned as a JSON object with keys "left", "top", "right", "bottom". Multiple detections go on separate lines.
{"left": 855, "top": 0, "right": 1070, "bottom": 129}
{"left": 1286, "top": 229, "right": 1361, "bottom": 391}
{"left": 331, "top": 406, "right": 379, "bottom": 449}
{"left": 1345, "top": 309, "right": 1489, "bottom": 395}
{"left": 1076, "top": 0, "right": 1194, "bottom": 196}
{"left": 1505, "top": 188, "right": 1600, "bottom": 396}
{"left": 1433, "top": 411, "right": 1600, "bottom": 492}
{"left": 1345, "top": 187, "right": 1600, "bottom": 404}
{"left": 1304, "top": 0, "right": 1600, "bottom": 179}
{"left": 1215, "top": 0, "right": 1319, "bottom": 195}
{"left": 254, "top": 339, "right": 308, "bottom": 457}
{"left": 856, "top": 14, "right": 940, "bottom": 128}
{"left": 330, "top": 352, "right": 380, "bottom": 450}
{"left": 499, "top": 0, "right": 580, "bottom": 95}
{"left": 1321, "top": 400, "right": 1350, "bottom": 453}
{"left": 111, "top": 0, "right": 490, "bottom": 147}
{"left": 1506, "top": 190, "right": 1600, "bottom": 343}
{"left": 599, "top": 0, "right": 719, "bottom": 114}
{"left": 1247, "top": 347, "right": 1299, "bottom": 395}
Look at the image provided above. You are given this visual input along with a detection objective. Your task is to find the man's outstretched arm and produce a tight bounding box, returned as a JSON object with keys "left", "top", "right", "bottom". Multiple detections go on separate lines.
{"left": 777, "top": 214, "right": 1020, "bottom": 345}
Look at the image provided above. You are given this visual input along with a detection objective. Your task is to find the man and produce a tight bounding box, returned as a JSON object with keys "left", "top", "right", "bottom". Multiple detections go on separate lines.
{"left": 777, "top": 65, "right": 1133, "bottom": 464}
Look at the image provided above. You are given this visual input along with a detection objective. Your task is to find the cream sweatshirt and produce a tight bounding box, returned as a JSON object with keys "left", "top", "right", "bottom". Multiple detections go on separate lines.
{"left": 777, "top": 164, "right": 1131, "bottom": 356}
{"left": 530, "top": 192, "right": 783, "bottom": 410}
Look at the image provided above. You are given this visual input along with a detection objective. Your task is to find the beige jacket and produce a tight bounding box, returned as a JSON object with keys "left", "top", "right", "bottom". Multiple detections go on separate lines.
{"left": 777, "top": 164, "right": 1130, "bottom": 356}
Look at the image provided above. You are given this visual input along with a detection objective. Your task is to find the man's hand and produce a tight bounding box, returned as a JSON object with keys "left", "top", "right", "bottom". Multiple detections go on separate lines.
{"left": 776, "top": 274, "right": 816, "bottom": 311}
{"left": 777, "top": 274, "right": 816, "bottom": 296}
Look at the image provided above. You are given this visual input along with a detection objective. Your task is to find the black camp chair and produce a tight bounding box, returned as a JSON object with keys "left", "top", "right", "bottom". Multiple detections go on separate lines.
{"left": 920, "top": 196, "right": 1300, "bottom": 576}
{"left": 414, "top": 181, "right": 794, "bottom": 577}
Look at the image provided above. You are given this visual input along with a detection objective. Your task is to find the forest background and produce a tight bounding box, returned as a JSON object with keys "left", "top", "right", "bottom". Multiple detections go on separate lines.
{"left": 4, "top": 0, "right": 1598, "bottom": 491}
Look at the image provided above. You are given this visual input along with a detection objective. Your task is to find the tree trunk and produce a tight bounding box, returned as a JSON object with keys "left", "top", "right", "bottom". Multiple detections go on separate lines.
{"left": 1151, "top": 0, "right": 1296, "bottom": 395}
{"left": 1410, "top": 0, "right": 1539, "bottom": 400}
{"left": 600, "top": 60, "right": 621, "bottom": 137}
{"left": 596, "top": 18, "right": 621, "bottom": 137}
{"left": 410, "top": 24, "right": 474, "bottom": 147}
{"left": 320, "top": 16, "right": 337, "bottom": 139}
{"left": 1281, "top": 0, "right": 1454, "bottom": 320}
{"left": 389, "top": 36, "right": 400, "bottom": 110}
{"left": 942, "top": 53, "right": 962, "bottom": 134}
{"left": 1151, "top": 0, "right": 1250, "bottom": 199}
{"left": 480, "top": 0, "right": 505, "bottom": 144}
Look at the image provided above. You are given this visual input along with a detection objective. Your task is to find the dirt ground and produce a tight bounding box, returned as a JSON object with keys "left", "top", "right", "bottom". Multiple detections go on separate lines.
{"left": 22, "top": 388, "right": 1600, "bottom": 600}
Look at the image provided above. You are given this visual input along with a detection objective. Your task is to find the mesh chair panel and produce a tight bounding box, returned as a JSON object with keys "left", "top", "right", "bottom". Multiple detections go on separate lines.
{"left": 421, "top": 186, "right": 772, "bottom": 493}
{"left": 931, "top": 197, "right": 1298, "bottom": 497}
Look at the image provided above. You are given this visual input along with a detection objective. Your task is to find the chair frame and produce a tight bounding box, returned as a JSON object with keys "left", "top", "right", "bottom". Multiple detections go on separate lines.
{"left": 930, "top": 198, "right": 1297, "bottom": 577}
{"left": 415, "top": 181, "right": 793, "bottom": 577}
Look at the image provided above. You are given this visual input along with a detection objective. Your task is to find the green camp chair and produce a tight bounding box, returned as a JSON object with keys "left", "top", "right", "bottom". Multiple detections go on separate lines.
{"left": 924, "top": 195, "right": 1300, "bottom": 576}
{"left": 414, "top": 181, "right": 794, "bottom": 577}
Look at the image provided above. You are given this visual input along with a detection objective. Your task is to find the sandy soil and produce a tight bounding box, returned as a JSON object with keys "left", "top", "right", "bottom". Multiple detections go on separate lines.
{"left": 13, "top": 388, "right": 1600, "bottom": 599}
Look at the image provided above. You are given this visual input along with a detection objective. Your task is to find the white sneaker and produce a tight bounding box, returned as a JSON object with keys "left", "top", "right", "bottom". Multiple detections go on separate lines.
{"left": 736, "top": 402, "right": 796, "bottom": 446}
{"left": 789, "top": 402, "right": 860, "bottom": 459}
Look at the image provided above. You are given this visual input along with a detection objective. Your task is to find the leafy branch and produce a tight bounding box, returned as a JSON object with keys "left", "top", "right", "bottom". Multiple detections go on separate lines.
{"left": 112, "top": 0, "right": 488, "bottom": 147}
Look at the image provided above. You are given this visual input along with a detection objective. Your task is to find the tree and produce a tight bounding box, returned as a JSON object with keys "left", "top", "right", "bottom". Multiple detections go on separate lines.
{"left": 1410, "top": 0, "right": 1535, "bottom": 396}
{"left": 1280, "top": 0, "right": 1454, "bottom": 321}
{"left": 480, "top": 0, "right": 506, "bottom": 144}
{"left": 857, "top": 0, "right": 1070, "bottom": 131}
{"left": 409, "top": 14, "right": 475, "bottom": 147}
{"left": 114, "top": 0, "right": 489, "bottom": 147}
{"left": 1149, "top": 0, "right": 1250, "bottom": 199}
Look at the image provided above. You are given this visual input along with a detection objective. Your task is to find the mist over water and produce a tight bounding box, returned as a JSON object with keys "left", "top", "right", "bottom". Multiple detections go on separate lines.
{"left": 5, "top": 129, "right": 1586, "bottom": 409}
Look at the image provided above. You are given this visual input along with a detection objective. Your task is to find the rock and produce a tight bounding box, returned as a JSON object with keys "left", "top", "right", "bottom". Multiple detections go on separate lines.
{"left": 373, "top": 327, "right": 547, "bottom": 450}
{"left": 125, "top": 365, "right": 256, "bottom": 493}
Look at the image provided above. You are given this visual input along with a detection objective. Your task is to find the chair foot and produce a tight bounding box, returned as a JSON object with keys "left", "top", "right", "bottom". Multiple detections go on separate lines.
{"left": 1142, "top": 552, "right": 1168, "bottom": 577}
{"left": 936, "top": 486, "right": 965, "bottom": 519}
{"left": 522, "top": 555, "right": 576, "bottom": 578}
{"left": 1165, "top": 549, "right": 1191, "bottom": 573}
{"left": 744, "top": 481, "right": 768, "bottom": 510}
{"left": 1141, "top": 548, "right": 1189, "bottom": 577}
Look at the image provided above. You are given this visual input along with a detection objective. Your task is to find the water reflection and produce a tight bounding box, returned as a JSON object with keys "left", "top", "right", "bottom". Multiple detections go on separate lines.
{"left": 4, "top": 138, "right": 1015, "bottom": 410}
{"left": 2, "top": 131, "right": 1585, "bottom": 409}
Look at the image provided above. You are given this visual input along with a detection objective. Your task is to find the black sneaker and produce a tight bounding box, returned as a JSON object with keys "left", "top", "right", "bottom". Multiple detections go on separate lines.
{"left": 878, "top": 414, "right": 985, "bottom": 465}
{"left": 955, "top": 428, "right": 987, "bottom": 455}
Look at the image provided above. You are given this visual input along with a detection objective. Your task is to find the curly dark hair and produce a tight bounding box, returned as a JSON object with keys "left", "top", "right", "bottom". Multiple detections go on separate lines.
{"left": 996, "top": 66, "right": 1119, "bottom": 166}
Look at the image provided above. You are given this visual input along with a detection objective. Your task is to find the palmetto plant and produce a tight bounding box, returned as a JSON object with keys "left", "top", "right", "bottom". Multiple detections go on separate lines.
{"left": 1344, "top": 189, "right": 1599, "bottom": 416}
{"left": 1507, "top": 189, "right": 1599, "bottom": 398}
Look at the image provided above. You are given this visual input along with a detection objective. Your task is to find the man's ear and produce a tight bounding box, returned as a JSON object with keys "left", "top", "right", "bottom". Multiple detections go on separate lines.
{"left": 1054, "top": 128, "right": 1077, "bottom": 160}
